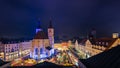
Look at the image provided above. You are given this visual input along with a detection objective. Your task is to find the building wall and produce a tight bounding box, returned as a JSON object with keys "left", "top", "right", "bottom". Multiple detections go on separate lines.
{"left": 48, "top": 28, "right": 54, "bottom": 48}
{"left": 30, "top": 39, "right": 50, "bottom": 59}
{"left": 19, "top": 41, "right": 31, "bottom": 58}
{"left": 75, "top": 38, "right": 120, "bottom": 58}
{"left": 0, "top": 42, "right": 4, "bottom": 60}
{"left": 4, "top": 43, "right": 19, "bottom": 61}
{"left": 0, "top": 40, "right": 31, "bottom": 61}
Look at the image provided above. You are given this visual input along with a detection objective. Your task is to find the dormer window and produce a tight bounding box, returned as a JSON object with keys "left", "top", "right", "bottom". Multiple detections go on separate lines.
{"left": 102, "top": 42, "right": 104, "bottom": 45}
{"left": 99, "top": 42, "right": 101, "bottom": 44}
{"left": 106, "top": 42, "right": 108, "bottom": 46}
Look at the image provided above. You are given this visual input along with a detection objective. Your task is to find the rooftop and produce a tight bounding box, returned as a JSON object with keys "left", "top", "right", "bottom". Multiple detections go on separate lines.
{"left": 90, "top": 38, "right": 118, "bottom": 47}
{"left": 81, "top": 45, "right": 120, "bottom": 68}
{"left": 34, "top": 31, "right": 48, "bottom": 39}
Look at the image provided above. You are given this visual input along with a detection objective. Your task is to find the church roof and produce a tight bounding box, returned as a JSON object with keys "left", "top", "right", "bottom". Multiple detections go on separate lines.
{"left": 34, "top": 31, "right": 48, "bottom": 39}
{"left": 79, "top": 39, "right": 87, "bottom": 45}
{"left": 90, "top": 38, "right": 117, "bottom": 47}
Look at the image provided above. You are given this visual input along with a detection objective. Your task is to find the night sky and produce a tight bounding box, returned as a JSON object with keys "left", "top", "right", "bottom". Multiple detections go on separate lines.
{"left": 0, "top": 0, "right": 120, "bottom": 39}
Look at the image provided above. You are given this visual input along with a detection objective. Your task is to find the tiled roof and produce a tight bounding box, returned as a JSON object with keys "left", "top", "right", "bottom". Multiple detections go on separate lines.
{"left": 79, "top": 39, "right": 87, "bottom": 45}
{"left": 90, "top": 38, "right": 117, "bottom": 47}
{"left": 81, "top": 45, "right": 120, "bottom": 68}
{"left": 34, "top": 31, "right": 48, "bottom": 39}
{"left": 0, "top": 38, "right": 31, "bottom": 44}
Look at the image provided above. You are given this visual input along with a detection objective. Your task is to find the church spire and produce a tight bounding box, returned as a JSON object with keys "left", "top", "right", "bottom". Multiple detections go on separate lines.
{"left": 48, "top": 18, "right": 53, "bottom": 28}
{"left": 36, "top": 18, "right": 42, "bottom": 33}
{"left": 37, "top": 18, "right": 42, "bottom": 29}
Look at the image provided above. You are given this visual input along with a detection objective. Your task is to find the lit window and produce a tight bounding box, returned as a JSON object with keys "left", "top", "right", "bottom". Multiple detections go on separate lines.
{"left": 35, "top": 48, "right": 38, "bottom": 55}
{"left": 99, "top": 42, "right": 101, "bottom": 44}
{"left": 40, "top": 48, "right": 43, "bottom": 54}
{"left": 106, "top": 42, "right": 108, "bottom": 45}
{"left": 102, "top": 42, "right": 104, "bottom": 45}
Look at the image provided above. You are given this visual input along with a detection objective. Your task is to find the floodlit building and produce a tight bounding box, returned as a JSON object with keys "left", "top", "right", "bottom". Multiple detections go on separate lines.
{"left": 75, "top": 34, "right": 120, "bottom": 58}
{"left": 0, "top": 19, "right": 55, "bottom": 61}
{"left": 19, "top": 41, "right": 32, "bottom": 58}
{"left": 4, "top": 41, "right": 20, "bottom": 61}
{"left": 0, "top": 40, "right": 31, "bottom": 61}
{"left": 30, "top": 19, "right": 54, "bottom": 59}
{"left": 0, "top": 42, "right": 4, "bottom": 60}
{"left": 112, "top": 33, "right": 119, "bottom": 38}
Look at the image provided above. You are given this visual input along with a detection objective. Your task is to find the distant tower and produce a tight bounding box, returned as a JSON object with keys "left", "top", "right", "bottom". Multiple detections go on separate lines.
{"left": 48, "top": 18, "right": 54, "bottom": 48}
{"left": 89, "top": 28, "right": 96, "bottom": 40}
{"left": 36, "top": 19, "right": 42, "bottom": 33}
{"left": 112, "top": 33, "right": 119, "bottom": 38}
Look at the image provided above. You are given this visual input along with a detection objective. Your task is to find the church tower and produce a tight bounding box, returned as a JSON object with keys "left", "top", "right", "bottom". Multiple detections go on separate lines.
{"left": 48, "top": 19, "right": 54, "bottom": 48}
{"left": 30, "top": 20, "right": 49, "bottom": 60}
{"left": 30, "top": 19, "right": 55, "bottom": 60}
{"left": 89, "top": 28, "right": 96, "bottom": 40}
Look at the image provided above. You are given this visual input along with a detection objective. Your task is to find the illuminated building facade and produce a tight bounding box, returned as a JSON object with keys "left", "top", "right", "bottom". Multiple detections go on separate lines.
{"left": 4, "top": 42, "right": 20, "bottom": 61}
{"left": 0, "top": 40, "right": 31, "bottom": 61}
{"left": 0, "top": 42, "right": 4, "bottom": 60}
{"left": 112, "top": 33, "right": 119, "bottom": 38}
{"left": 75, "top": 34, "right": 120, "bottom": 58}
{"left": 19, "top": 41, "right": 31, "bottom": 58}
{"left": 30, "top": 20, "right": 54, "bottom": 59}
{"left": 48, "top": 19, "right": 54, "bottom": 48}
{"left": 0, "top": 19, "right": 55, "bottom": 61}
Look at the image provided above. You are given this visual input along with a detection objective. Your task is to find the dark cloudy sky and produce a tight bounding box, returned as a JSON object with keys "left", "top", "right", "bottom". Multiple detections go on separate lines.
{"left": 0, "top": 0, "right": 120, "bottom": 38}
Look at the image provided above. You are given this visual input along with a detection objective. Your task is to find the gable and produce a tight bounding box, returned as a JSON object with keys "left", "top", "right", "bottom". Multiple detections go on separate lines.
{"left": 85, "top": 40, "right": 92, "bottom": 46}
{"left": 107, "top": 38, "right": 120, "bottom": 50}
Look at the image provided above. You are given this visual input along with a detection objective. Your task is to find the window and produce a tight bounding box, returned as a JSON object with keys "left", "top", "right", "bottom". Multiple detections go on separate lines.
{"left": 11, "top": 48, "right": 14, "bottom": 52}
{"left": 106, "top": 42, "right": 108, "bottom": 46}
{"left": 102, "top": 42, "right": 104, "bottom": 45}
{"left": 35, "top": 48, "right": 38, "bottom": 55}
{"left": 8, "top": 45, "right": 10, "bottom": 47}
{"left": 99, "top": 42, "right": 101, "bottom": 44}
{"left": 17, "top": 45, "right": 18, "bottom": 48}
{"left": 46, "top": 52, "right": 48, "bottom": 56}
{"left": 40, "top": 48, "right": 43, "bottom": 54}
